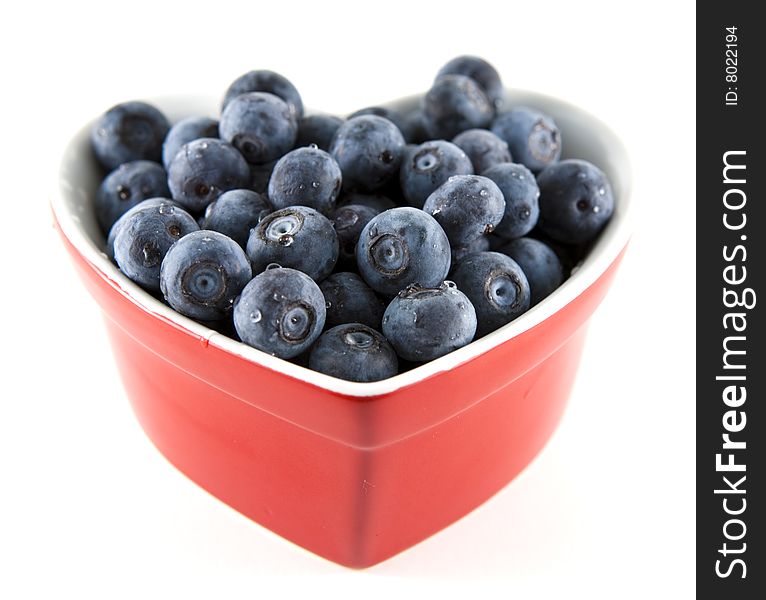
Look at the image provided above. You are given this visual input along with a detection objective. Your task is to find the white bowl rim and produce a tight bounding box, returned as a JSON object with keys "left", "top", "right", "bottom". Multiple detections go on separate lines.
{"left": 52, "top": 89, "right": 633, "bottom": 398}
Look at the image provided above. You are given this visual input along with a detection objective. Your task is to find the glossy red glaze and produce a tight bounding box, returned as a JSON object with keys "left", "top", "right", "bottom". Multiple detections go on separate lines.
{"left": 57, "top": 221, "right": 625, "bottom": 567}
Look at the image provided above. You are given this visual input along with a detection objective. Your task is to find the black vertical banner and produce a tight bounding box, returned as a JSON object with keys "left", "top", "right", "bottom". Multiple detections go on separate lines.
{"left": 698, "top": 4, "right": 764, "bottom": 598}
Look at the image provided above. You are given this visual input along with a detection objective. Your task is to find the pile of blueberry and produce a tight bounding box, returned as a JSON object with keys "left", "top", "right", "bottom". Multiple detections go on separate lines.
{"left": 92, "top": 56, "right": 614, "bottom": 382}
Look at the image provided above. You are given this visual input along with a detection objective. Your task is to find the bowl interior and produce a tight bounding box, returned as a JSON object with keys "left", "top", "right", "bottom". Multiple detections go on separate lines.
{"left": 54, "top": 90, "right": 632, "bottom": 397}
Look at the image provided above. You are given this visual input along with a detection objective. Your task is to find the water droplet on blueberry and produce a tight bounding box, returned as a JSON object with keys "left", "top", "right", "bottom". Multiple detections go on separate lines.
{"left": 250, "top": 310, "right": 262, "bottom": 324}
{"left": 117, "top": 185, "right": 131, "bottom": 201}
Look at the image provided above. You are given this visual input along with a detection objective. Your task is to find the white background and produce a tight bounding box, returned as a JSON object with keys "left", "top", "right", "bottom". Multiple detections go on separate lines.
{"left": 1, "top": 1, "right": 695, "bottom": 598}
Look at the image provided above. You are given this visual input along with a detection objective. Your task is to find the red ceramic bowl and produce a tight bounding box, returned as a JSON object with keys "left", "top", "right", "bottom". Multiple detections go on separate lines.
{"left": 52, "top": 90, "right": 631, "bottom": 568}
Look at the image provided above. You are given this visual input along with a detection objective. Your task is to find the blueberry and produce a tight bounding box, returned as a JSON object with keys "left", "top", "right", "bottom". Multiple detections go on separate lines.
{"left": 113, "top": 201, "right": 199, "bottom": 291}
{"left": 451, "top": 235, "right": 490, "bottom": 264}
{"left": 536, "top": 159, "right": 614, "bottom": 244}
{"left": 331, "top": 204, "right": 380, "bottom": 270}
{"left": 222, "top": 70, "right": 304, "bottom": 120}
{"left": 220, "top": 92, "right": 298, "bottom": 164}
{"left": 497, "top": 237, "right": 564, "bottom": 306}
{"left": 201, "top": 189, "right": 271, "bottom": 249}
{"left": 162, "top": 116, "right": 219, "bottom": 168}
{"left": 319, "top": 272, "right": 386, "bottom": 330}
{"left": 246, "top": 206, "right": 338, "bottom": 281}
{"left": 356, "top": 207, "right": 451, "bottom": 297}
{"left": 382, "top": 282, "right": 477, "bottom": 362}
{"left": 436, "top": 55, "right": 504, "bottom": 112}
{"left": 452, "top": 129, "right": 512, "bottom": 174}
{"left": 329, "top": 115, "right": 405, "bottom": 193}
{"left": 249, "top": 160, "right": 278, "bottom": 194}
{"left": 268, "top": 146, "right": 342, "bottom": 214}
{"left": 295, "top": 114, "right": 344, "bottom": 151}
{"left": 233, "top": 267, "right": 325, "bottom": 359}
{"left": 106, "top": 197, "right": 181, "bottom": 259}
{"left": 348, "top": 106, "right": 413, "bottom": 142}
{"left": 422, "top": 175, "right": 505, "bottom": 247}
{"left": 491, "top": 107, "right": 561, "bottom": 173}
{"left": 167, "top": 138, "right": 250, "bottom": 213}
{"left": 399, "top": 140, "right": 473, "bottom": 209}
{"left": 527, "top": 229, "right": 582, "bottom": 277}
{"left": 96, "top": 160, "right": 170, "bottom": 234}
{"left": 422, "top": 74, "right": 493, "bottom": 139}
{"left": 482, "top": 162, "right": 540, "bottom": 240}
{"left": 309, "top": 324, "right": 398, "bottom": 382}
{"left": 90, "top": 101, "right": 170, "bottom": 171}
{"left": 450, "top": 251, "right": 530, "bottom": 338}
{"left": 398, "top": 107, "right": 430, "bottom": 144}
{"left": 336, "top": 192, "right": 397, "bottom": 213}
{"left": 160, "top": 230, "right": 252, "bottom": 321}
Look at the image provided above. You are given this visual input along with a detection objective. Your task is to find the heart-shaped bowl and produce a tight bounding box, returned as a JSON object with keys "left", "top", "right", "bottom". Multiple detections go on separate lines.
{"left": 52, "top": 90, "right": 631, "bottom": 568}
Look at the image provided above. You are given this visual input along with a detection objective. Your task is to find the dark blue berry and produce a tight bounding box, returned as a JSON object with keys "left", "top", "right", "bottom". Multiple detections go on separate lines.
{"left": 452, "top": 128, "right": 512, "bottom": 174}
{"left": 233, "top": 267, "right": 325, "bottom": 359}
{"left": 222, "top": 70, "right": 304, "bottom": 120}
{"left": 309, "top": 324, "right": 398, "bottom": 382}
{"left": 106, "top": 198, "right": 180, "bottom": 259}
{"left": 91, "top": 101, "right": 170, "bottom": 170}
{"left": 96, "top": 160, "right": 169, "bottom": 234}
{"left": 201, "top": 189, "right": 271, "bottom": 249}
{"left": 422, "top": 74, "right": 493, "bottom": 139}
{"left": 356, "top": 207, "right": 451, "bottom": 297}
{"left": 220, "top": 92, "right": 298, "bottom": 164}
{"left": 162, "top": 116, "right": 219, "bottom": 168}
{"left": 268, "top": 146, "right": 342, "bottom": 214}
{"left": 246, "top": 206, "right": 338, "bottom": 281}
{"left": 399, "top": 140, "right": 473, "bottom": 208}
{"left": 329, "top": 115, "right": 405, "bottom": 193}
{"left": 319, "top": 272, "right": 385, "bottom": 330}
{"left": 436, "top": 56, "right": 504, "bottom": 112}
{"left": 536, "top": 159, "right": 614, "bottom": 244}
{"left": 160, "top": 230, "right": 252, "bottom": 321}
{"left": 491, "top": 107, "right": 561, "bottom": 173}
{"left": 167, "top": 138, "right": 251, "bottom": 213}
{"left": 331, "top": 204, "right": 380, "bottom": 270}
{"left": 450, "top": 251, "right": 530, "bottom": 338}
{"left": 483, "top": 162, "right": 540, "bottom": 240}
{"left": 113, "top": 201, "right": 199, "bottom": 291}
{"left": 249, "top": 160, "right": 278, "bottom": 194}
{"left": 451, "top": 235, "right": 490, "bottom": 264}
{"left": 336, "top": 192, "right": 397, "bottom": 212}
{"left": 422, "top": 174, "right": 505, "bottom": 247}
{"left": 348, "top": 106, "right": 413, "bottom": 142}
{"left": 295, "top": 114, "right": 344, "bottom": 151}
{"left": 382, "top": 282, "right": 477, "bottom": 362}
{"left": 398, "top": 107, "right": 430, "bottom": 144}
{"left": 498, "top": 237, "right": 564, "bottom": 306}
